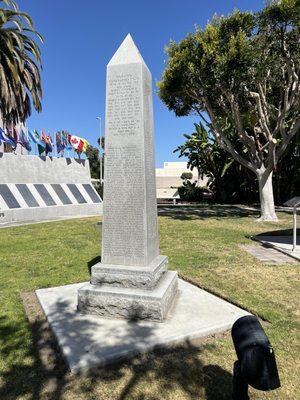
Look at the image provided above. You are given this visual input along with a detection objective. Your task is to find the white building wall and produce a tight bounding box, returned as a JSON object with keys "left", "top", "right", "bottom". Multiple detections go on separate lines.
{"left": 156, "top": 161, "right": 207, "bottom": 189}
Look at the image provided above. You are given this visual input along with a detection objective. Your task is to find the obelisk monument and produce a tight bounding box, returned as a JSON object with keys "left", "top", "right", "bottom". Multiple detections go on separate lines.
{"left": 78, "top": 34, "right": 178, "bottom": 321}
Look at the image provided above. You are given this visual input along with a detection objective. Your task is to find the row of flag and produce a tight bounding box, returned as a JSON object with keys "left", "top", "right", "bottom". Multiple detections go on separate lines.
{"left": 0, "top": 127, "right": 32, "bottom": 152}
{"left": 0, "top": 127, "right": 89, "bottom": 156}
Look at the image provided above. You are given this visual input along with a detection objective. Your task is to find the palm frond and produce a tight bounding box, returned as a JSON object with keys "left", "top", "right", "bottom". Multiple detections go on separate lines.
{"left": 0, "top": 0, "right": 43, "bottom": 125}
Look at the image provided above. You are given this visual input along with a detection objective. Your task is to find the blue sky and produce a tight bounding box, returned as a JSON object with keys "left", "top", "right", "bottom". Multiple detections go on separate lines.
{"left": 18, "top": 0, "right": 264, "bottom": 166}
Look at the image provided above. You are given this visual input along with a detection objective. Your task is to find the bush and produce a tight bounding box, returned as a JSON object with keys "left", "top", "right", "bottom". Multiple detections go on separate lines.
{"left": 180, "top": 172, "right": 193, "bottom": 181}
{"left": 178, "top": 181, "right": 205, "bottom": 202}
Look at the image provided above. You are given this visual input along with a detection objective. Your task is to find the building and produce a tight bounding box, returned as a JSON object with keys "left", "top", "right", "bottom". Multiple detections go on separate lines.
{"left": 155, "top": 161, "right": 208, "bottom": 200}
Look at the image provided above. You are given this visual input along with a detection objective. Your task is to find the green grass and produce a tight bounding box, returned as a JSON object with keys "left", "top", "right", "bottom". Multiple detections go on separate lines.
{"left": 0, "top": 207, "right": 299, "bottom": 400}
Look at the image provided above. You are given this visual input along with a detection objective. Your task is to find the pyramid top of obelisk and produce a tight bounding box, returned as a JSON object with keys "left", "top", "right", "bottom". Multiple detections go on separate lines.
{"left": 108, "top": 34, "right": 147, "bottom": 66}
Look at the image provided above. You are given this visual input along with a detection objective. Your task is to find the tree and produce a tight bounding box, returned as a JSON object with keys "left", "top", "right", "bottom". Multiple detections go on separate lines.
{"left": 158, "top": 0, "right": 300, "bottom": 221}
{"left": 0, "top": 0, "right": 43, "bottom": 126}
{"left": 175, "top": 122, "right": 258, "bottom": 203}
{"left": 86, "top": 144, "right": 100, "bottom": 179}
{"left": 180, "top": 171, "right": 193, "bottom": 183}
{"left": 273, "top": 130, "right": 300, "bottom": 203}
{"left": 175, "top": 122, "right": 210, "bottom": 186}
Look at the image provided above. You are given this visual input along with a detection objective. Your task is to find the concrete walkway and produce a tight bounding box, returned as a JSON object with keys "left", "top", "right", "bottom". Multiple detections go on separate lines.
{"left": 240, "top": 243, "right": 298, "bottom": 264}
{"left": 253, "top": 235, "right": 300, "bottom": 262}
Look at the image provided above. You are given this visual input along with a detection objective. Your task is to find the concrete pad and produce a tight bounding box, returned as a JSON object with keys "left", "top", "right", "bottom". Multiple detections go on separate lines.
{"left": 36, "top": 279, "right": 249, "bottom": 373}
{"left": 240, "top": 244, "right": 298, "bottom": 265}
{"left": 253, "top": 235, "right": 300, "bottom": 261}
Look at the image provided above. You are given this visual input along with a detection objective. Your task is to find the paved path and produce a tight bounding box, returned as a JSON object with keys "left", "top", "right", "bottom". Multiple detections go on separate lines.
{"left": 240, "top": 244, "right": 298, "bottom": 265}
{"left": 253, "top": 235, "right": 300, "bottom": 261}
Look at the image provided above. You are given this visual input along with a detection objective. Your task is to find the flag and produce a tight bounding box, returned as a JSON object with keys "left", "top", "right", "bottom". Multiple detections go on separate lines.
{"left": 63, "top": 131, "right": 72, "bottom": 151}
{"left": 82, "top": 139, "right": 89, "bottom": 152}
{"left": 0, "top": 127, "right": 17, "bottom": 150}
{"left": 45, "top": 135, "right": 53, "bottom": 155}
{"left": 62, "top": 131, "right": 72, "bottom": 151}
{"left": 70, "top": 135, "right": 89, "bottom": 153}
{"left": 36, "top": 131, "right": 46, "bottom": 155}
{"left": 56, "top": 131, "right": 67, "bottom": 154}
{"left": 6, "top": 128, "right": 18, "bottom": 149}
{"left": 41, "top": 131, "right": 53, "bottom": 155}
{"left": 56, "top": 132, "right": 63, "bottom": 154}
{"left": 29, "top": 130, "right": 40, "bottom": 144}
{"left": 19, "top": 128, "right": 32, "bottom": 152}
{"left": 69, "top": 135, "right": 82, "bottom": 151}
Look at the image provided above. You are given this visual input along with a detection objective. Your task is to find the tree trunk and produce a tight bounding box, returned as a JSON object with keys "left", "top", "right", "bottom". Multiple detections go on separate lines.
{"left": 257, "top": 171, "right": 278, "bottom": 221}
{"left": 196, "top": 168, "right": 201, "bottom": 186}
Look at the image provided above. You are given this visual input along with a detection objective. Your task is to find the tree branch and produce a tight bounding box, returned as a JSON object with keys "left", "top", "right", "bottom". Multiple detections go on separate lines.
{"left": 275, "top": 115, "right": 300, "bottom": 164}
{"left": 204, "top": 97, "right": 258, "bottom": 173}
{"left": 224, "top": 90, "right": 260, "bottom": 167}
{"left": 248, "top": 89, "right": 272, "bottom": 141}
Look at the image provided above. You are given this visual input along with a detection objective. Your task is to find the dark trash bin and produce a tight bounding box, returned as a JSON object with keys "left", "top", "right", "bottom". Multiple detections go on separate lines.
{"left": 231, "top": 315, "right": 280, "bottom": 399}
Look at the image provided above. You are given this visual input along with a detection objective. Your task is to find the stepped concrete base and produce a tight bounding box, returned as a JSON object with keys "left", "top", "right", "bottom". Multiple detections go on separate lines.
{"left": 91, "top": 255, "right": 168, "bottom": 289}
{"left": 78, "top": 271, "right": 178, "bottom": 322}
{"left": 36, "top": 279, "right": 250, "bottom": 373}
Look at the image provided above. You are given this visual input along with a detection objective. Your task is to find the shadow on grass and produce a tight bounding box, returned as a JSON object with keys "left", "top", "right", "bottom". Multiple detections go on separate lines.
{"left": 0, "top": 300, "right": 233, "bottom": 400}
{"left": 158, "top": 205, "right": 259, "bottom": 221}
{"left": 255, "top": 228, "right": 300, "bottom": 237}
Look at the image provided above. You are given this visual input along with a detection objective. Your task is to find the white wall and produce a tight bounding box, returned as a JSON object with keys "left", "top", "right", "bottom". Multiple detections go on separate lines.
{"left": 0, "top": 153, "right": 91, "bottom": 184}
{"left": 156, "top": 161, "right": 208, "bottom": 189}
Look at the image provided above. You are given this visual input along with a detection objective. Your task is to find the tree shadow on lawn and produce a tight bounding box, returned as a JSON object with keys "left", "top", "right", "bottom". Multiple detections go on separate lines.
{"left": 158, "top": 205, "right": 259, "bottom": 221}
{"left": 0, "top": 297, "right": 233, "bottom": 400}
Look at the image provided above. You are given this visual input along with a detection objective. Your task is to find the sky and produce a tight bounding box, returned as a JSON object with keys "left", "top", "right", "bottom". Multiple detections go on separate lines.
{"left": 18, "top": 0, "right": 264, "bottom": 167}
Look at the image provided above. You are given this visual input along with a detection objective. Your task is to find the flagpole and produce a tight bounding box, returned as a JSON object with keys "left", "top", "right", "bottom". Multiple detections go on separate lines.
{"left": 96, "top": 116, "right": 102, "bottom": 185}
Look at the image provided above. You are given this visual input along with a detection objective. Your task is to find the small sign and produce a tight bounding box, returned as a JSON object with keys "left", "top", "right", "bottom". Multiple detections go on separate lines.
{"left": 283, "top": 197, "right": 300, "bottom": 208}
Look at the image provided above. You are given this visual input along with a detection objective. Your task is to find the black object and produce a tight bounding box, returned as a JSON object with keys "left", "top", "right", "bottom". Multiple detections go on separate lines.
{"left": 232, "top": 361, "right": 249, "bottom": 400}
{"left": 231, "top": 316, "right": 280, "bottom": 399}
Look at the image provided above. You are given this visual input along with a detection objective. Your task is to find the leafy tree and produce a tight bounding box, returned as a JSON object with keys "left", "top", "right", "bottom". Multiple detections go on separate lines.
{"left": 175, "top": 122, "right": 258, "bottom": 203}
{"left": 86, "top": 144, "right": 100, "bottom": 179}
{"left": 180, "top": 171, "right": 193, "bottom": 183}
{"left": 274, "top": 131, "right": 300, "bottom": 203}
{"left": 158, "top": 0, "right": 300, "bottom": 221}
{"left": 175, "top": 122, "right": 210, "bottom": 186}
{"left": 0, "top": 0, "right": 43, "bottom": 126}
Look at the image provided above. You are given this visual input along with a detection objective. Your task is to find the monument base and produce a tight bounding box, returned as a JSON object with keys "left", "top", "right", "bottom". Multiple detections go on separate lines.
{"left": 37, "top": 279, "right": 249, "bottom": 373}
{"left": 91, "top": 255, "right": 168, "bottom": 289}
{"left": 78, "top": 270, "right": 178, "bottom": 322}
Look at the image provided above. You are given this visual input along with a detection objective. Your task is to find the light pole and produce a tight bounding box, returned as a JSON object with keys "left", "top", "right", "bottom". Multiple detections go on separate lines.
{"left": 96, "top": 117, "right": 103, "bottom": 186}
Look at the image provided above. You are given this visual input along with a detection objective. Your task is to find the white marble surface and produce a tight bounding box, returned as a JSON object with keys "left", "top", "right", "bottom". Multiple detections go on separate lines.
{"left": 102, "top": 34, "right": 159, "bottom": 267}
{"left": 36, "top": 279, "right": 249, "bottom": 373}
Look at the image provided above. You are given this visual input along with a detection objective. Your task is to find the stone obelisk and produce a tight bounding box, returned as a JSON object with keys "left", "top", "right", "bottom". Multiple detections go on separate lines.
{"left": 78, "top": 34, "right": 178, "bottom": 321}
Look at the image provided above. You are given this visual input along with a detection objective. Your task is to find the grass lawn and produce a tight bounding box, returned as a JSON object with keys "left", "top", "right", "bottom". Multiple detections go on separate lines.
{"left": 0, "top": 206, "right": 299, "bottom": 400}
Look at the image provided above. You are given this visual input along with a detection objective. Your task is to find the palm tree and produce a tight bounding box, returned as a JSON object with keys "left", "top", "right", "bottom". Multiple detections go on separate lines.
{"left": 174, "top": 122, "right": 217, "bottom": 186}
{"left": 0, "top": 0, "right": 43, "bottom": 127}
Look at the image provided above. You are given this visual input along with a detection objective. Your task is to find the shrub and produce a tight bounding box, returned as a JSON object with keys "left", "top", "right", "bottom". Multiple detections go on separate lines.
{"left": 178, "top": 181, "right": 205, "bottom": 202}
